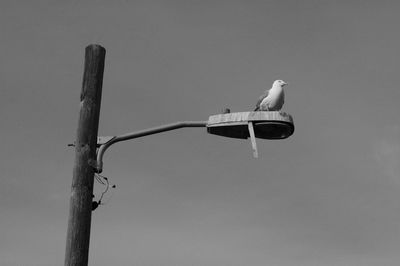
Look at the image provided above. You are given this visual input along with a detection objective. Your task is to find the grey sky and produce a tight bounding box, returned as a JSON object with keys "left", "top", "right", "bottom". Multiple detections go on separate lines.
{"left": 1, "top": 1, "right": 400, "bottom": 265}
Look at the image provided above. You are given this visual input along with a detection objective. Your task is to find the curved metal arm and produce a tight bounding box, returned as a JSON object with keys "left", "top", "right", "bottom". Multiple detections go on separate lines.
{"left": 95, "top": 121, "right": 207, "bottom": 173}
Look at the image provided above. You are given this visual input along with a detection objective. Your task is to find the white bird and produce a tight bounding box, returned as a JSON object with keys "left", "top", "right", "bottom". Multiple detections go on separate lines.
{"left": 254, "top": 80, "right": 288, "bottom": 111}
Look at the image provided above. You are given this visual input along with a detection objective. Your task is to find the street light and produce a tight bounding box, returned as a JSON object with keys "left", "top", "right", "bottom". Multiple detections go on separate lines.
{"left": 94, "top": 111, "right": 294, "bottom": 173}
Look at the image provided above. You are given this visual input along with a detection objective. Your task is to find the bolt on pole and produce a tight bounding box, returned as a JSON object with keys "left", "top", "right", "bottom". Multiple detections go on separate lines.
{"left": 65, "top": 44, "right": 106, "bottom": 266}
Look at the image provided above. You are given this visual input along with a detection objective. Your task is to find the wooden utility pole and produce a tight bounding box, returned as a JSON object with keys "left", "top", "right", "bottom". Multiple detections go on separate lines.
{"left": 65, "top": 44, "right": 106, "bottom": 266}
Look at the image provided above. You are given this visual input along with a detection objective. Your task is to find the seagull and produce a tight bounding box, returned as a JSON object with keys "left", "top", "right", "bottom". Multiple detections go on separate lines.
{"left": 254, "top": 80, "right": 288, "bottom": 111}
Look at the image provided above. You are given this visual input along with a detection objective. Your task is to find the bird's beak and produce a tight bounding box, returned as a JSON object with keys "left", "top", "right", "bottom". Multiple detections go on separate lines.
{"left": 283, "top": 82, "right": 288, "bottom": 86}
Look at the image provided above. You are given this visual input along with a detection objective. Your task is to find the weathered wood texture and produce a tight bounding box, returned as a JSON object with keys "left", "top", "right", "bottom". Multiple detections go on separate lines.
{"left": 65, "top": 45, "right": 105, "bottom": 266}
{"left": 207, "top": 111, "right": 294, "bottom": 139}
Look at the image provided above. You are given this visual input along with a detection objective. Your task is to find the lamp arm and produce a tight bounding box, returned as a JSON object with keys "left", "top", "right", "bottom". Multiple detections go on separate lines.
{"left": 95, "top": 121, "right": 207, "bottom": 173}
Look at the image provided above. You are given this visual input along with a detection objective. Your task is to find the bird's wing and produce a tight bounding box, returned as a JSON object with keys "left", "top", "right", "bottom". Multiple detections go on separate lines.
{"left": 254, "top": 89, "right": 270, "bottom": 111}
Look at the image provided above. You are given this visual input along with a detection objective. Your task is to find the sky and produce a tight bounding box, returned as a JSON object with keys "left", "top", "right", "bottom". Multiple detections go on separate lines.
{"left": 1, "top": 1, "right": 400, "bottom": 265}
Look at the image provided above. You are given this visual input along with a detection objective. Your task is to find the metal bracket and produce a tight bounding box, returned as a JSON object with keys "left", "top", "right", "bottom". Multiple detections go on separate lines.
{"left": 97, "top": 136, "right": 116, "bottom": 147}
{"left": 247, "top": 122, "right": 258, "bottom": 158}
{"left": 67, "top": 136, "right": 116, "bottom": 148}
{"left": 95, "top": 121, "right": 207, "bottom": 173}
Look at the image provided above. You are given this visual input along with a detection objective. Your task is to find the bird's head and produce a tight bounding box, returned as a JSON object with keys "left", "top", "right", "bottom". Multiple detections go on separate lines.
{"left": 273, "top": 80, "right": 288, "bottom": 87}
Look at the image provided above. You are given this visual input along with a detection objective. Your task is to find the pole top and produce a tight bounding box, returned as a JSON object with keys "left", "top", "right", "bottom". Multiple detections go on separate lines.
{"left": 86, "top": 44, "right": 106, "bottom": 51}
